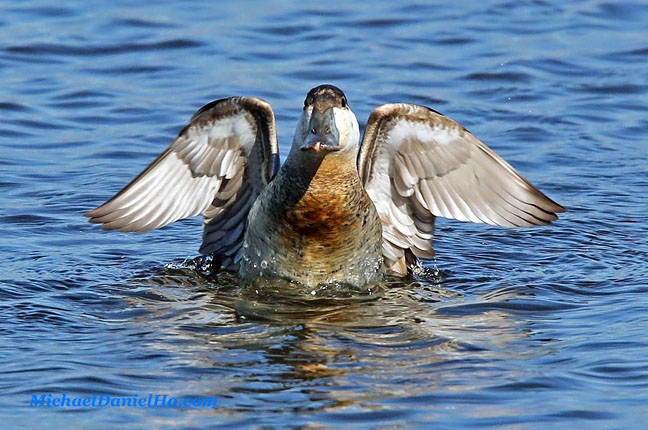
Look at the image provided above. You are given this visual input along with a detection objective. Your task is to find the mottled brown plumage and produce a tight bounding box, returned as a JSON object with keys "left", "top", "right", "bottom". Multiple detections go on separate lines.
{"left": 240, "top": 148, "right": 384, "bottom": 287}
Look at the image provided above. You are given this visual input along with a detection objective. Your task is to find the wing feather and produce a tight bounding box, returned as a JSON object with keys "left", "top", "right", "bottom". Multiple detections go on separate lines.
{"left": 358, "top": 103, "right": 565, "bottom": 274}
{"left": 86, "top": 97, "right": 279, "bottom": 269}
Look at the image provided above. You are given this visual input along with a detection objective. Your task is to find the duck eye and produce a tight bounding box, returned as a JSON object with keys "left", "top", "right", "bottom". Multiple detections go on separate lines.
{"left": 325, "top": 126, "right": 331, "bottom": 133}
{"left": 311, "top": 127, "right": 317, "bottom": 134}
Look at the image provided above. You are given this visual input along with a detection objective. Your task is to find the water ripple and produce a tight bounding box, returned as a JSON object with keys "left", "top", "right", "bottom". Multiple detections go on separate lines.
{"left": 6, "top": 39, "right": 203, "bottom": 57}
{"left": 0, "top": 0, "right": 646, "bottom": 429}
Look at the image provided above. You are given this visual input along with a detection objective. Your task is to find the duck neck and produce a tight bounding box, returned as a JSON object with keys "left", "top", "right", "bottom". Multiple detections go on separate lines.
{"left": 280, "top": 148, "right": 361, "bottom": 198}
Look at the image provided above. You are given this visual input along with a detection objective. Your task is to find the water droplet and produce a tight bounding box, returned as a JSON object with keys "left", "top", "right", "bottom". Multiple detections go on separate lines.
{"left": 260, "top": 260, "right": 268, "bottom": 269}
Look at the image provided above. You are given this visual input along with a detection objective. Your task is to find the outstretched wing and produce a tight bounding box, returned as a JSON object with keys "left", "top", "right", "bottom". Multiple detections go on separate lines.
{"left": 85, "top": 97, "right": 279, "bottom": 269}
{"left": 358, "top": 103, "right": 565, "bottom": 275}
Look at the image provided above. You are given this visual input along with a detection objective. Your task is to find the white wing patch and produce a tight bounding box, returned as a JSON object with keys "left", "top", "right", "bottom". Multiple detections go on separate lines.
{"left": 86, "top": 97, "right": 279, "bottom": 270}
{"left": 359, "top": 103, "right": 565, "bottom": 275}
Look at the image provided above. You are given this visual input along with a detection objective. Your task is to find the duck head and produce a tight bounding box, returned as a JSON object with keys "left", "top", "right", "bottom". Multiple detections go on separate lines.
{"left": 293, "top": 85, "right": 360, "bottom": 157}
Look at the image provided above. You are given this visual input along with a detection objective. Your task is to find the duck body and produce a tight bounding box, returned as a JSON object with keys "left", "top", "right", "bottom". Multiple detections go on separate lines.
{"left": 85, "top": 84, "right": 566, "bottom": 289}
{"left": 240, "top": 146, "right": 384, "bottom": 287}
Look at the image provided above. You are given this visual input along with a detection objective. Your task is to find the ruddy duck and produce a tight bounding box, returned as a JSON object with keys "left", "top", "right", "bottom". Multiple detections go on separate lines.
{"left": 86, "top": 85, "right": 565, "bottom": 287}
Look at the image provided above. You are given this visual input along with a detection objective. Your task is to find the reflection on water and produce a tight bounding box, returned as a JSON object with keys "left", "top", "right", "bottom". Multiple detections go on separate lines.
{"left": 122, "top": 261, "right": 537, "bottom": 419}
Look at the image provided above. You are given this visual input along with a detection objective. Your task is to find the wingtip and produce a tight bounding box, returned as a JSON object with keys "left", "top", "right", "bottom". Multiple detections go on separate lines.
{"left": 544, "top": 198, "right": 567, "bottom": 215}
{"left": 84, "top": 206, "right": 120, "bottom": 230}
{"left": 552, "top": 204, "right": 567, "bottom": 221}
{"left": 84, "top": 204, "right": 107, "bottom": 219}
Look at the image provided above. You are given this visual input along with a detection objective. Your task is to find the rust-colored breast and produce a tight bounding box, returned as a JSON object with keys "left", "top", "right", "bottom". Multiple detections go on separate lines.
{"left": 279, "top": 161, "right": 372, "bottom": 264}
{"left": 284, "top": 188, "right": 358, "bottom": 242}
{"left": 241, "top": 151, "right": 385, "bottom": 287}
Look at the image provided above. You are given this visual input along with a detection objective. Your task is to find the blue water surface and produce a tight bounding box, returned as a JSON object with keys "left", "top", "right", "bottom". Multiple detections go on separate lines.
{"left": 1, "top": 0, "right": 647, "bottom": 428}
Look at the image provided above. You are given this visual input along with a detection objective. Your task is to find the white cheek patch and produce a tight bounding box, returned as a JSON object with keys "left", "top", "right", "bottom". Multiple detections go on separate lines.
{"left": 305, "top": 106, "right": 315, "bottom": 133}
{"left": 291, "top": 107, "right": 314, "bottom": 150}
{"left": 349, "top": 110, "right": 360, "bottom": 145}
{"left": 296, "top": 107, "right": 313, "bottom": 135}
{"left": 333, "top": 107, "right": 360, "bottom": 151}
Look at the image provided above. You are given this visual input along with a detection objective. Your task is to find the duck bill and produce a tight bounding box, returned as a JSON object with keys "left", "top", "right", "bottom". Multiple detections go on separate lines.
{"left": 300, "top": 133, "right": 341, "bottom": 152}
{"left": 300, "top": 107, "right": 341, "bottom": 152}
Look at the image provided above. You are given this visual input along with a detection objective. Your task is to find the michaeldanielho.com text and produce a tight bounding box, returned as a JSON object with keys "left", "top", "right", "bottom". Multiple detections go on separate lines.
{"left": 30, "top": 393, "right": 217, "bottom": 408}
